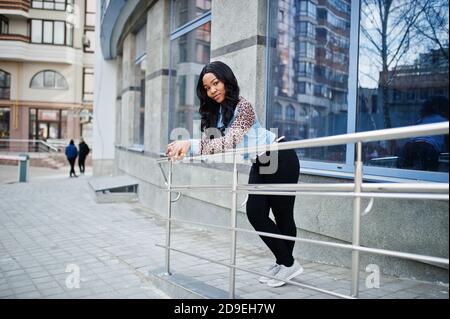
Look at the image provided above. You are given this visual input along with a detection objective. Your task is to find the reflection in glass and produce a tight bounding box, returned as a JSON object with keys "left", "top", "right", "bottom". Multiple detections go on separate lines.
{"left": 267, "top": 0, "right": 351, "bottom": 163}
{"left": 169, "top": 22, "right": 210, "bottom": 137}
{"left": 133, "top": 26, "right": 146, "bottom": 146}
{"left": 358, "top": 0, "right": 449, "bottom": 173}
{"left": 172, "top": 0, "right": 211, "bottom": 30}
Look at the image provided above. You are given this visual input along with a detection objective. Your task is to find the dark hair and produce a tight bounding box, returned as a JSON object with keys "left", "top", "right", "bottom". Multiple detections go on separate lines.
{"left": 196, "top": 61, "right": 240, "bottom": 134}
{"left": 69, "top": 139, "right": 74, "bottom": 145}
{"left": 420, "top": 96, "right": 449, "bottom": 119}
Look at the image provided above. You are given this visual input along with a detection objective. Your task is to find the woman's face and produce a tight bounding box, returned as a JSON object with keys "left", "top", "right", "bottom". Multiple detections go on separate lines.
{"left": 202, "top": 72, "right": 226, "bottom": 104}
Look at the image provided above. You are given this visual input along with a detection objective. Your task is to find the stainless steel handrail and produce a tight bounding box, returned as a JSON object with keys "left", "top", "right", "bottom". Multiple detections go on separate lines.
{"left": 157, "top": 121, "right": 449, "bottom": 299}
{"left": 157, "top": 216, "right": 449, "bottom": 265}
{"left": 162, "top": 183, "right": 449, "bottom": 193}
{"left": 155, "top": 243, "right": 355, "bottom": 299}
{"left": 0, "top": 138, "right": 59, "bottom": 152}
{"left": 156, "top": 122, "right": 449, "bottom": 163}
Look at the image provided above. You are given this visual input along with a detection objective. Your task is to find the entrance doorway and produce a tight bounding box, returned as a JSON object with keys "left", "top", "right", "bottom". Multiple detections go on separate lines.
{"left": 29, "top": 108, "right": 64, "bottom": 140}
{"left": 38, "top": 122, "right": 60, "bottom": 140}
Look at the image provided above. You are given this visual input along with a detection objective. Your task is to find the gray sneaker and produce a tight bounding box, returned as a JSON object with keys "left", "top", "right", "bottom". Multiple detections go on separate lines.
{"left": 267, "top": 260, "right": 303, "bottom": 287}
{"left": 258, "top": 263, "right": 281, "bottom": 284}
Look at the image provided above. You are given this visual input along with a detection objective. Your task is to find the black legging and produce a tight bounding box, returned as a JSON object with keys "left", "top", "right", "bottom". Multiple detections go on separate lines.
{"left": 246, "top": 139, "right": 300, "bottom": 267}
{"left": 79, "top": 156, "right": 86, "bottom": 173}
{"left": 68, "top": 157, "right": 76, "bottom": 176}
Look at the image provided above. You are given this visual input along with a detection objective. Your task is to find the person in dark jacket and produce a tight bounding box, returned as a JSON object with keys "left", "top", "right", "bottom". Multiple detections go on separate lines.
{"left": 399, "top": 96, "right": 448, "bottom": 171}
{"left": 65, "top": 139, "right": 78, "bottom": 177}
{"left": 78, "top": 137, "right": 90, "bottom": 174}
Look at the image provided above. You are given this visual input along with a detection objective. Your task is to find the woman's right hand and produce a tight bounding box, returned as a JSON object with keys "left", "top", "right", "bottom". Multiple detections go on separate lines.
{"left": 165, "top": 140, "right": 191, "bottom": 161}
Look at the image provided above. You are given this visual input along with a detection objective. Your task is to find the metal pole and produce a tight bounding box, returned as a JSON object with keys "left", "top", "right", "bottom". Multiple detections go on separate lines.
{"left": 165, "top": 160, "right": 173, "bottom": 275}
{"left": 351, "top": 141, "right": 363, "bottom": 297}
{"left": 229, "top": 152, "right": 238, "bottom": 299}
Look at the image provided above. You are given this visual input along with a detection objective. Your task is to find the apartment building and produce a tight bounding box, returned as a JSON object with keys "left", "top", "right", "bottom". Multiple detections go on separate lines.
{"left": 0, "top": 0, "right": 95, "bottom": 142}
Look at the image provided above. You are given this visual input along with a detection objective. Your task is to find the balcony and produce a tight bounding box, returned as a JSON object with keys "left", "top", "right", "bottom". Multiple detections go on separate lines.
{"left": 0, "top": 33, "right": 30, "bottom": 43}
{"left": 0, "top": 0, "right": 31, "bottom": 12}
{"left": 0, "top": 40, "right": 82, "bottom": 64}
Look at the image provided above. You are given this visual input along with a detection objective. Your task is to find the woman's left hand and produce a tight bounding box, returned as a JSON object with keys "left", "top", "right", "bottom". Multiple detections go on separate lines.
{"left": 165, "top": 140, "right": 191, "bottom": 161}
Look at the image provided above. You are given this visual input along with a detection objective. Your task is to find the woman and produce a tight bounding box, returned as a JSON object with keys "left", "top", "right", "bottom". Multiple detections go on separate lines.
{"left": 165, "top": 61, "right": 302, "bottom": 287}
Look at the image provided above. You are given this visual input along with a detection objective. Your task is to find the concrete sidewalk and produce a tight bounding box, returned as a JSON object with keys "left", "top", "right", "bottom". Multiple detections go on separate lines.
{"left": 0, "top": 164, "right": 93, "bottom": 185}
{"left": 0, "top": 174, "right": 448, "bottom": 299}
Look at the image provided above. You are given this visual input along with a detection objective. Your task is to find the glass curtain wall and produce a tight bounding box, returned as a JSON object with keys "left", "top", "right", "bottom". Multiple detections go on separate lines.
{"left": 267, "top": 0, "right": 448, "bottom": 181}
{"left": 168, "top": 0, "right": 211, "bottom": 140}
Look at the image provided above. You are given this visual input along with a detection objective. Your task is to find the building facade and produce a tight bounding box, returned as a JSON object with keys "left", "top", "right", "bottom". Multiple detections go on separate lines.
{"left": 0, "top": 0, "right": 95, "bottom": 143}
{"left": 97, "top": 0, "right": 448, "bottom": 282}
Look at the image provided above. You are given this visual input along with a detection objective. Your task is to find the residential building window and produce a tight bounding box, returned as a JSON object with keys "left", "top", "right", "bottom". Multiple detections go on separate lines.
{"left": 83, "top": 30, "right": 95, "bottom": 52}
{"left": 30, "top": 70, "right": 68, "bottom": 90}
{"left": 32, "top": 0, "right": 67, "bottom": 11}
{"left": 83, "top": 67, "right": 94, "bottom": 102}
{"left": 297, "top": 82, "right": 306, "bottom": 94}
{"left": 67, "top": 0, "right": 74, "bottom": 12}
{"left": 85, "top": 0, "right": 96, "bottom": 27}
{"left": 287, "top": 105, "right": 296, "bottom": 120}
{"left": 274, "top": 103, "right": 282, "bottom": 120}
{"left": 0, "top": 108, "right": 9, "bottom": 138}
{"left": 298, "top": 21, "right": 315, "bottom": 39}
{"left": 329, "top": 0, "right": 351, "bottom": 14}
{"left": 54, "top": 21, "right": 65, "bottom": 44}
{"left": 30, "top": 19, "right": 73, "bottom": 46}
{"left": 298, "top": 0, "right": 316, "bottom": 19}
{"left": 0, "top": 15, "right": 8, "bottom": 34}
{"left": 0, "top": 69, "right": 11, "bottom": 100}
{"left": 169, "top": 0, "right": 211, "bottom": 138}
{"left": 358, "top": 0, "right": 449, "bottom": 177}
{"left": 66, "top": 23, "right": 73, "bottom": 46}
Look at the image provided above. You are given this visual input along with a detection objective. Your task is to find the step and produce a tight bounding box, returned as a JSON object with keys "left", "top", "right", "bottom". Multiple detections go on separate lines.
{"left": 89, "top": 175, "right": 139, "bottom": 203}
{"left": 148, "top": 267, "right": 231, "bottom": 299}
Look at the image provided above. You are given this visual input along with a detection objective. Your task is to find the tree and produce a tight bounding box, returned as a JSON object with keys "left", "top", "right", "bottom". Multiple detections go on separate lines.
{"left": 412, "top": 0, "right": 449, "bottom": 61}
{"left": 360, "top": 0, "right": 428, "bottom": 131}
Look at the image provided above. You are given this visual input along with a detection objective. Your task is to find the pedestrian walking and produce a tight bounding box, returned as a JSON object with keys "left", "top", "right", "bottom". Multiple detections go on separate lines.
{"left": 78, "top": 137, "right": 90, "bottom": 174}
{"left": 65, "top": 139, "right": 78, "bottom": 177}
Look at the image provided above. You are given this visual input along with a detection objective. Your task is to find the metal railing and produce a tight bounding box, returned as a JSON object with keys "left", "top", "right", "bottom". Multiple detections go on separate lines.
{"left": 156, "top": 122, "right": 449, "bottom": 299}
{"left": 0, "top": 139, "right": 59, "bottom": 154}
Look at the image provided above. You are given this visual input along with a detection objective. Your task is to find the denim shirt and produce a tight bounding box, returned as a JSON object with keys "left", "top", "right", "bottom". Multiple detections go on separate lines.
{"left": 189, "top": 97, "right": 276, "bottom": 161}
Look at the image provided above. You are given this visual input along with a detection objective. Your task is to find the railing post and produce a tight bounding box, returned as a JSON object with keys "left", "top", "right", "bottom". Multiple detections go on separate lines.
{"left": 351, "top": 141, "right": 363, "bottom": 297}
{"left": 229, "top": 151, "right": 238, "bottom": 299}
{"left": 165, "top": 160, "right": 173, "bottom": 275}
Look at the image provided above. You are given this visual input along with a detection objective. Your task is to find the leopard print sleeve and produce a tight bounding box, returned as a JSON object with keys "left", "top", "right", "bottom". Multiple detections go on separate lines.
{"left": 199, "top": 98, "right": 256, "bottom": 155}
